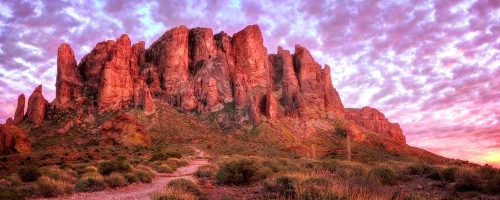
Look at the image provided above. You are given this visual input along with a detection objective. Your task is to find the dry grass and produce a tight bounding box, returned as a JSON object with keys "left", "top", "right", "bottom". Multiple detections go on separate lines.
{"left": 150, "top": 187, "right": 196, "bottom": 200}
{"left": 36, "top": 176, "right": 74, "bottom": 197}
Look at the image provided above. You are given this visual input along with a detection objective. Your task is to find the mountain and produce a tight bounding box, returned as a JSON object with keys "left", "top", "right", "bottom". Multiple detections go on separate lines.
{"left": 2, "top": 24, "right": 454, "bottom": 164}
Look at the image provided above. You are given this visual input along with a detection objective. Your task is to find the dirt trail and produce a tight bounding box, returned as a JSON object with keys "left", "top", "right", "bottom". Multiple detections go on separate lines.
{"left": 36, "top": 149, "right": 209, "bottom": 200}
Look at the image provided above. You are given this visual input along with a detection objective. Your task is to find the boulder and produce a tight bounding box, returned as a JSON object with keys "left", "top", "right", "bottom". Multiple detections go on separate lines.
{"left": 345, "top": 107, "right": 406, "bottom": 144}
{"left": 5, "top": 118, "right": 13, "bottom": 125}
{"left": 26, "top": 85, "right": 48, "bottom": 125}
{"left": 100, "top": 114, "right": 151, "bottom": 147}
{"left": 13, "top": 94, "right": 25, "bottom": 124}
{"left": 0, "top": 124, "right": 32, "bottom": 155}
{"left": 54, "top": 43, "right": 83, "bottom": 109}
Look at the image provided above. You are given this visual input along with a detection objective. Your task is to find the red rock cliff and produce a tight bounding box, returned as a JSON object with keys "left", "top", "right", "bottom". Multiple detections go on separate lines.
{"left": 345, "top": 107, "right": 406, "bottom": 144}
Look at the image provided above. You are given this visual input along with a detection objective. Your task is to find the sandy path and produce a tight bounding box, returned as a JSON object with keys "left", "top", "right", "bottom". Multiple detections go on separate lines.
{"left": 36, "top": 149, "right": 209, "bottom": 200}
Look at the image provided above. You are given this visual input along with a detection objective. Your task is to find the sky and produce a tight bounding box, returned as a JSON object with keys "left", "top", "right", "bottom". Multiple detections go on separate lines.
{"left": 0, "top": 0, "right": 499, "bottom": 166}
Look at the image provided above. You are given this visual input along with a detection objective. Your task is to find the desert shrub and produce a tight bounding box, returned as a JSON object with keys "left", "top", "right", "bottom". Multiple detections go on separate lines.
{"left": 427, "top": 167, "right": 441, "bottom": 180}
{"left": 477, "top": 165, "right": 499, "bottom": 180}
{"left": 124, "top": 173, "right": 140, "bottom": 183}
{"left": 150, "top": 150, "right": 182, "bottom": 161}
{"left": 483, "top": 173, "right": 500, "bottom": 194}
{"left": 263, "top": 176, "right": 297, "bottom": 199}
{"left": 105, "top": 173, "right": 127, "bottom": 188}
{"left": 150, "top": 187, "right": 196, "bottom": 200}
{"left": 441, "top": 167, "right": 457, "bottom": 182}
{"left": 154, "top": 164, "right": 174, "bottom": 173}
{"left": 42, "top": 167, "right": 77, "bottom": 183}
{"left": 17, "top": 165, "right": 42, "bottom": 182}
{"left": 167, "top": 178, "right": 202, "bottom": 196}
{"left": 407, "top": 163, "right": 437, "bottom": 175}
{"left": 194, "top": 164, "right": 218, "bottom": 178}
{"left": 295, "top": 184, "right": 341, "bottom": 200}
{"left": 455, "top": 171, "right": 481, "bottom": 192}
{"left": 36, "top": 176, "right": 74, "bottom": 197}
{"left": 98, "top": 160, "right": 131, "bottom": 175}
{"left": 307, "top": 160, "right": 339, "bottom": 173}
{"left": 216, "top": 158, "right": 262, "bottom": 185}
{"left": 262, "top": 158, "right": 297, "bottom": 173}
{"left": 75, "top": 173, "right": 106, "bottom": 192}
{"left": 0, "top": 185, "right": 24, "bottom": 200}
{"left": 166, "top": 158, "right": 189, "bottom": 168}
{"left": 369, "top": 167, "right": 396, "bottom": 185}
{"left": 134, "top": 168, "right": 154, "bottom": 183}
{"left": 302, "top": 177, "right": 331, "bottom": 186}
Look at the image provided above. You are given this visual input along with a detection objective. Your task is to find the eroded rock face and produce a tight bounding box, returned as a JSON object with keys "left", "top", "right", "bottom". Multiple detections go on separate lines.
{"left": 54, "top": 43, "right": 83, "bottom": 109}
{"left": 26, "top": 85, "right": 48, "bottom": 125}
{"left": 146, "top": 25, "right": 190, "bottom": 106}
{"left": 322, "top": 65, "right": 344, "bottom": 118}
{"left": 231, "top": 25, "right": 271, "bottom": 109}
{"left": 345, "top": 107, "right": 406, "bottom": 144}
{"left": 98, "top": 34, "right": 134, "bottom": 111}
{"left": 13, "top": 94, "right": 25, "bottom": 124}
{"left": 0, "top": 124, "right": 32, "bottom": 155}
{"left": 269, "top": 47, "right": 301, "bottom": 116}
{"left": 79, "top": 40, "right": 116, "bottom": 99}
{"left": 100, "top": 114, "right": 151, "bottom": 147}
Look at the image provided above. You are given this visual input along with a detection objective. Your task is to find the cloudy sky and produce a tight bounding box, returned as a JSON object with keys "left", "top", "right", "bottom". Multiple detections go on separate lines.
{"left": 0, "top": 0, "right": 499, "bottom": 166}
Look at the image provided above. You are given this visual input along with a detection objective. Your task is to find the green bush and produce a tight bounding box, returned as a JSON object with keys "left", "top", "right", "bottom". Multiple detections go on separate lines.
{"left": 441, "top": 167, "right": 457, "bottom": 182}
{"left": 150, "top": 150, "right": 182, "bottom": 161}
{"left": 98, "top": 160, "right": 131, "bottom": 175}
{"left": 105, "top": 173, "right": 127, "bottom": 188}
{"left": 369, "top": 167, "right": 396, "bottom": 185}
{"left": 194, "top": 164, "right": 218, "bottom": 178}
{"left": 36, "top": 176, "right": 74, "bottom": 197}
{"left": 0, "top": 185, "right": 24, "bottom": 200}
{"left": 17, "top": 165, "right": 42, "bottom": 182}
{"left": 168, "top": 178, "right": 202, "bottom": 196}
{"left": 76, "top": 173, "right": 106, "bottom": 192}
{"left": 216, "top": 158, "right": 262, "bottom": 185}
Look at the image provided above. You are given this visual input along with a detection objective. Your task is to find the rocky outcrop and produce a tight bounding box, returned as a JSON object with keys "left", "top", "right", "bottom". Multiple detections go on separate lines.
{"left": 13, "top": 94, "right": 25, "bottom": 124}
{"left": 322, "top": 65, "right": 344, "bottom": 118}
{"left": 5, "top": 118, "right": 13, "bottom": 125}
{"left": 97, "top": 34, "right": 134, "bottom": 111}
{"left": 100, "top": 114, "right": 151, "bottom": 147}
{"left": 0, "top": 124, "right": 32, "bottom": 155}
{"left": 54, "top": 43, "right": 83, "bottom": 109}
{"left": 345, "top": 107, "right": 406, "bottom": 144}
{"left": 26, "top": 85, "right": 48, "bottom": 125}
{"left": 231, "top": 25, "right": 271, "bottom": 112}
{"left": 79, "top": 40, "right": 115, "bottom": 100}
{"left": 146, "top": 25, "right": 190, "bottom": 108}
{"left": 269, "top": 47, "right": 301, "bottom": 116}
